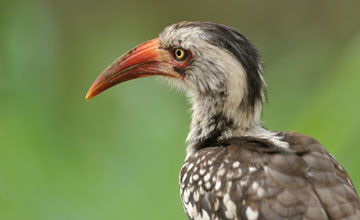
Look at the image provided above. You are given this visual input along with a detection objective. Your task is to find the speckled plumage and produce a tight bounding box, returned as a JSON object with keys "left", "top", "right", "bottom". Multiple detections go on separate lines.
{"left": 180, "top": 132, "right": 360, "bottom": 220}
{"left": 158, "top": 22, "right": 360, "bottom": 220}
{"left": 87, "top": 21, "right": 360, "bottom": 220}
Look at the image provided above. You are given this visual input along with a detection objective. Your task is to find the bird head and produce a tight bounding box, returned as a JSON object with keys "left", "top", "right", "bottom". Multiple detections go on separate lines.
{"left": 86, "top": 22, "right": 266, "bottom": 148}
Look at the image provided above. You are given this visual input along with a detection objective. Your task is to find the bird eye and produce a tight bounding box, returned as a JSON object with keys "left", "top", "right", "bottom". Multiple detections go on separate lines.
{"left": 173, "top": 48, "right": 187, "bottom": 61}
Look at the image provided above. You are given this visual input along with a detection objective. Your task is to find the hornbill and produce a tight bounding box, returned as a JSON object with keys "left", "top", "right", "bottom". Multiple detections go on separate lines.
{"left": 86, "top": 22, "right": 360, "bottom": 220}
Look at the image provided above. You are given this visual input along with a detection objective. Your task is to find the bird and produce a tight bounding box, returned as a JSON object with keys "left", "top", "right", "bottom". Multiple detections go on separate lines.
{"left": 85, "top": 21, "right": 360, "bottom": 220}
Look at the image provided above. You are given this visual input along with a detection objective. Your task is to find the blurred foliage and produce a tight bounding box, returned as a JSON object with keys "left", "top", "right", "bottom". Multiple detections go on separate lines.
{"left": 0, "top": 0, "right": 360, "bottom": 219}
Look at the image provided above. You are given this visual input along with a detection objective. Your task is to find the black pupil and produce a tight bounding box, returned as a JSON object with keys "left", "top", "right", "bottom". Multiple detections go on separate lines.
{"left": 177, "top": 50, "right": 182, "bottom": 57}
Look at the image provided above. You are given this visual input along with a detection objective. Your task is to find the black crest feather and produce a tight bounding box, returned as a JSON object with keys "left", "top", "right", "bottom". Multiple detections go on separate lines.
{"left": 177, "top": 22, "right": 265, "bottom": 110}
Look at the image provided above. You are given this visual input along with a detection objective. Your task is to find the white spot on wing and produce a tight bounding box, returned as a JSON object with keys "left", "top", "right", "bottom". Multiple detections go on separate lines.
{"left": 246, "top": 206, "right": 258, "bottom": 220}
{"left": 193, "top": 174, "right": 199, "bottom": 181}
{"left": 236, "top": 168, "right": 243, "bottom": 178}
{"left": 181, "top": 162, "right": 188, "bottom": 170}
{"left": 201, "top": 209, "right": 210, "bottom": 220}
{"left": 215, "top": 180, "right": 221, "bottom": 191}
{"left": 204, "top": 173, "right": 211, "bottom": 182}
{"left": 217, "top": 168, "right": 225, "bottom": 176}
{"left": 186, "top": 202, "right": 200, "bottom": 219}
{"left": 193, "top": 190, "right": 199, "bottom": 202}
{"left": 251, "top": 182, "right": 259, "bottom": 190}
{"left": 226, "top": 172, "right": 234, "bottom": 179}
{"left": 183, "top": 188, "right": 190, "bottom": 203}
{"left": 189, "top": 176, "right": 193, "bottom": 184}
{"left": 223, "top": 194, "right": 237, "bottom": 219}
{"left": 214, "top": 198, "right": 220, "bottom": 211}
{"left": 182, "top": 173, "right": 187, "bottom": 183}
{"left": 249, "top": 167, "right": 257, "bottom": 173}
{"left": 232, "top": 161, "right": 240, "bottom": 168}
{"left": 240, "top": 180, "right": 248, "bottom": 186}
{"left": 205, "top": 182, "right": 211, "bottom": 189}
{"left": 264, "top": 166, "right": 269, "bottom": 173}
{"left": 188, "top": 163, "right": 194, "bottom": 171}
{"left": 337, "top": 164, "right": 344, "bottom": 171}
{"left": 199, "top": 186, "right": 205, "bottom": 195}
{"left": 257, "top": 187, "right": 265, "bottom": 198}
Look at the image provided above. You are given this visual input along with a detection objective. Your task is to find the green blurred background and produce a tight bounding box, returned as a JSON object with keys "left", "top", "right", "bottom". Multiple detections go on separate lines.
{"left": 1, "top": 0, "right": 360, "bottom": 219}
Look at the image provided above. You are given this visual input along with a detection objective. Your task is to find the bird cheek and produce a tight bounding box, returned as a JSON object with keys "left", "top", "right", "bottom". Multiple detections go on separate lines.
{"left": 172, "top": 66, "right": 187, "bottom": 78}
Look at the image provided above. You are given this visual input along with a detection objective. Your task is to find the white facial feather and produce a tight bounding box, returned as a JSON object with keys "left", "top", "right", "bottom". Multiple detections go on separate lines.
{"left": 158, "top": 23, "right": 287, "bottom": 155}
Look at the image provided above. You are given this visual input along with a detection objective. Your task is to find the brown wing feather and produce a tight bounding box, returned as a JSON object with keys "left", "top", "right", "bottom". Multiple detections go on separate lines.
{"left": 180, "top": 132, "right": 360, "bottom": 220}
{"left": 284, "top": 132, "right": 360, "bottom": 219}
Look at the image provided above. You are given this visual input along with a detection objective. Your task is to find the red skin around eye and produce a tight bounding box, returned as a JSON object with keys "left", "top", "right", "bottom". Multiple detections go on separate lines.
{"left": 170, "top": 49, "right": 193, "bottom": 69}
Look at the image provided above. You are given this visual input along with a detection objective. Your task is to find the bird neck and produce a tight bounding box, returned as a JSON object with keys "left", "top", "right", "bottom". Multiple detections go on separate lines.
{"left": 186, "top": 92, "right": 263, "bottom": 155}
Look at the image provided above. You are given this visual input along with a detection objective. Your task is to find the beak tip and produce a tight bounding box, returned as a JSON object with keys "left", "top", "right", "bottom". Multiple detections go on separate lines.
{"left": 85, "top": 90, "right": 94, "bottom": 101}
{"left": 85, "top": 38, "right": 164, "bottom": 101}
{"left": 85, "top": 80, "right": 100, "bottom": 101}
